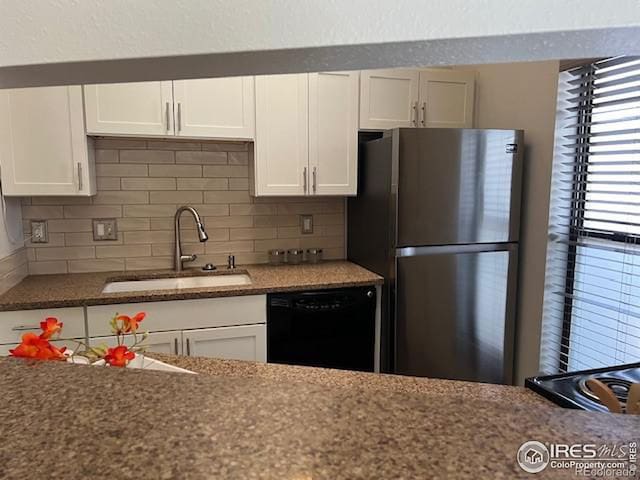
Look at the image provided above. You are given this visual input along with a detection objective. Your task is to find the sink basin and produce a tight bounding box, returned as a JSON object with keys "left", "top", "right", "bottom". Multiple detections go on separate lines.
{"left": 102, "top": 274, "right": 252, "bottom": 294}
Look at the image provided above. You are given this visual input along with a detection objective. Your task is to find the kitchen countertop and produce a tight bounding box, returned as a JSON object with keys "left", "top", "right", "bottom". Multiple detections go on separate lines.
{"left": 0, "top": 261, "right": 383, "bottom": 311}
{"left": 1, "top": 356, "right": 637, "bottom": 480}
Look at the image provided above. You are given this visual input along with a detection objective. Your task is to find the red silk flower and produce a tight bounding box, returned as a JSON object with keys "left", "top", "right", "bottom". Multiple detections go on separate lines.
{"left": 9, "top": 332, "right": 67, "bottom": 360}
{"left": 117, "top": 312, "right": 146, "bottom": 333}
{"left": 39, "top": 317, "right": 63, "bottom": 340}
{"left": 104, "top": 345, "right": 135, "bottom": 367}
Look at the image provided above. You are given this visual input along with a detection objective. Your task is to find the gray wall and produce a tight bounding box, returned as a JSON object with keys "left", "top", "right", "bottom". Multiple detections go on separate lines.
{"left": 468, "top": 61, "right": 560, "bottom": 385}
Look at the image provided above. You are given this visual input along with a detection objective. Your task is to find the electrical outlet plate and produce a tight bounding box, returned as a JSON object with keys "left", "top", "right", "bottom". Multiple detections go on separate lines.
{"left": 300, "top": 214, "right": 314, "bottom": 234}
{"left": 92, "top": 218, "right": 118, "bottom": 241}
{"left": 30, "top": 220, "right": 48, "bottom": 243}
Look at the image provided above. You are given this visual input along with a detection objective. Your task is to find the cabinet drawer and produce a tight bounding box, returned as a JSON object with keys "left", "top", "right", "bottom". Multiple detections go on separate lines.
{"left": 0, "top": 338, "right": 81, "bottom": 356}
{"left": 0, "top": 307, "right": 85, "bottom": 345}
{"left": 86, "top": 295, "right": 266, "bottom": 337}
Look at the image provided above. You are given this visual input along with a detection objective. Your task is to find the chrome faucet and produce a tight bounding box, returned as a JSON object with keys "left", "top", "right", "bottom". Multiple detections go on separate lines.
{"left": 174, "top": 206, "right": 208, "bottom": 272}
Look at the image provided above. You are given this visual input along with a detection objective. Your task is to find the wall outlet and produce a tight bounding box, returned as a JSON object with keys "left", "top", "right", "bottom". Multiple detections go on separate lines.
{"left": 30, "top": 220, "right": 48, "bottom": 243}
{"left": 92, "top": 218, "right": 118, "bottom": 241}
{"left": 300, "top": 214, "right": 314, "bottom": 234}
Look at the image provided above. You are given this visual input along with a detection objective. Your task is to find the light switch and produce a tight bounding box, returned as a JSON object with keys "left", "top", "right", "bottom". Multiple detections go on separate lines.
{"left": 30, "top": 220, "right": 48, "bottom": 243}
{"left": 300, "top": 214, "right": 314, "bottom": 234}
{"left": 93, "top": 218, "right": 118, "bottom": 241}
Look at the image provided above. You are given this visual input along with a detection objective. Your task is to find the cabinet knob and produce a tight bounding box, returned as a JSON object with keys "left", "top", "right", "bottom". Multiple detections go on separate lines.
{"left": 366, "top": 290, "right": 374, "bottom": 298}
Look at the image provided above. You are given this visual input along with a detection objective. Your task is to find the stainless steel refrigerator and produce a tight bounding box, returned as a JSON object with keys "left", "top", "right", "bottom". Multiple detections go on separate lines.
{"left": 348, "top": 128, "right": 523, "bottom": 384}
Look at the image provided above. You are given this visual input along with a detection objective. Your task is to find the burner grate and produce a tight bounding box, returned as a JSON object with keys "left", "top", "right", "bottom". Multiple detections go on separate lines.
{"left": 577, "top": 376, "right": 631, "bottom": 405}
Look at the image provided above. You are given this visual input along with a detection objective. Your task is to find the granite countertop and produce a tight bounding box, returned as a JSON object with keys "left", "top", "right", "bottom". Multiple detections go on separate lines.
{"left": 1, "top": 356, "right": 638, "bottom": 480}
{"left": 0, "top": 261, "right": 383, "bottom": 311}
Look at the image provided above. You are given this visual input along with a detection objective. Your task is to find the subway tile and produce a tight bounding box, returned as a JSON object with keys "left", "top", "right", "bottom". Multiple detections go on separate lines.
{"left": 228, "top": 152, "right": 249, "bottom": 165}
{"left": 185, "top": 205, "right": 229, "bottom": 217}
{"left": 120, "top": 150, "right": 175, "bottom": 164}
{"left": 201, "top": 141, "right": 248, "bottom": 152}
{"left": 124, "top": 205, "right": 177, "bottom": 218}
{"left": 149, "top": 191, "right": 202, "bottom": 204}
{"left": 0, "top": 249, "right": 28, "bottom": 274}
{"left": 323, "top": 247, "right": 346, "bottom": 260}
{"left": 94, "top": 138, "right": 146, "bottom": 149}
{"left": 204, "top": 191, "right": 251, "bottom": 204}
{"left": 205, "top": 240, "right": 254, "bottom": 254}
{"left": 199, "top": 228, "right": 229, "bottom": 242}
{"left": 0, "top": 263, "right": 28, "bottom": 295}
{"left": 234, "top": 252, "right": 268, "bottom": 265}
{"left": 68, "top": 258, "right": 125, "bottom": 273}
{"left": 204, "top": 216, "right": 253, "bottom": 228}
{"left": 276, "top": 203, "right": 329, "bottom": 215}
{"left": 96, "top": 244, "right": 152, "bottom": 258}
{"left": 176, "top": 178, "right": 228, "bottom": 191}
{"left": 254, "top": 215, "right": 299, "bottom": 228}
{"left": 97, "top": 177, "right": 122, "bottom": 191}
{"left": 148, "top": 164, "right": 201, "bottom": 177}
{"left": 117, "top": 218, "right": 151, "bottom": 231}
{"left": 202, "top": 165, "right": 248, "bottom": 178}
{"left": 151, "top": 243, "right": 204, "bottom": 256}
{"left": 22, "top": 206, "right": 64, "bottom": 219}
{"left": 125, "top": 256, "right": 173, "bottom": 271}
{"left": 64, "top": 205, "right": 122, "bottom": 219}
{"left": 29, "top": 261, "right": 68, "bottom": 275}
{"left": 190, "top": 254, "right": 229, "bottom": 268}
{"left": 92, "top": 191, "right": 149, "bottom": 205}
{"left": 229, "top": 204, "right": 277, "bottom": 216}
{"left": 147, "top": 140, "right": 201, "bottom": 151}
{"left": 32, "top": 196, "right": 91, "bottom": 206}
{"left": 229, "top": 178, "right": 249, "bottom": 190}
{"left": 26, "top": 248, "right": 36, "bottom": 261}
{"left": 299, "top": 236, "right": 344, "bottom": 249}
{"left": 121, "top": 177, "right": 176, "bottom": 191}
{"left": 123, "top": 230, "right": 173, "bottom": 244}
{"left": 95, "top": 150, "right": 119, "bottom": 164}
{"left": 25, "top": 232, "right": 65, "bottom": 248}
{"left": 150, "top": 217, "right": 185, "bottom": 231}
{"left": 277, "top": 226, "right": 304, "bottom": 239}
{"left": 96, "top": 164, "right": 148, "bottom": 177}
{"left": 35, "top": 246, "right": 95, "bottom": 261}
{"left": 315, "top": 213, "right": 345, "bottom": 226}
{"left": 229, "top": 227, "right": 277, "bottom": 241}
{"left": 21, "top": 198, "right": 32, "bottom": 206}
{"left": 46, "top": 219, "right": 93, "bottom": 233}
{"left": 176, "top": 151, "right": 227, "bottom": 165}
{"left": 64, "top": 232, "right": 123, "bottom": 247}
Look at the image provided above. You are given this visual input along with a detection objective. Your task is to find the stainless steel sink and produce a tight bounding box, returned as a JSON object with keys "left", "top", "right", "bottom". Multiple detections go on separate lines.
{"left": 102, "top": 274, "right": 252, "bottom": 294}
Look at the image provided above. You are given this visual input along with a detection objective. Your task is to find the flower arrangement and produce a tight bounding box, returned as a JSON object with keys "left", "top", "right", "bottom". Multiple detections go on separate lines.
{"left": 9, "top": 312, "right": 148, "bottom": 368}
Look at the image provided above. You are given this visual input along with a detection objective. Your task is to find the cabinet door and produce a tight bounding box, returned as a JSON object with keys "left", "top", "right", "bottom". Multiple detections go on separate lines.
{"left": 0, "top": 86, "right": 94, "bottom": 196}
{"left": 183, "top": 325, "right": 266, "bottom": 362}
{"left": 252, "top": 74, "right": 309, "bottom": 196}
{"left": 418, "top": 69, "right": 475, "bottom": 128}
{"left": 308, "top": 71, "right": 359, "bottom": 196}
{"left": 173, "top": 77, "right": 255, "bottom": 139}
{"left": 89, "top": 331, "right": 182, "bottom": 355}
{"left": 359, "top": 69, "right": 419, "bottom": 130}
{"left": 84, "top": 81, "right": 173, "bottom": 136}
{"left": 0, "top": 307, "right": 86, "bottom": 345}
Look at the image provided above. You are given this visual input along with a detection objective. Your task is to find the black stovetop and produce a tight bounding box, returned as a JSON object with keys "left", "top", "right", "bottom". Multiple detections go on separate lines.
{"left": 526, "top": 362, "right": 640, "bottom": 412}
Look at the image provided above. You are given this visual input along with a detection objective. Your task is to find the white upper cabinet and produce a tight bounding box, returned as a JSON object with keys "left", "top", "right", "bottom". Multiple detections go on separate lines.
{"left": 172, "top": 77, "right": 255, "bottom": 139}
{"left": 418, "top": 69, "right": 475, "bottom": 128}
{"left": 359, "top": 68, "right": 475, "bottom": 130}
{"left": 308, "top": 71, "right": 359, "bottom": 195}
{"left": 0, "top": 86, "right": 95, "bottom": 196}
{"left": 252, "top": 74, "right": 309, "bottom": 196}
{"left": 359, "top": 69, "right": 419, "bottom": 130}
{"left": 84, "top": 81, "right": 173, "bottom": 136}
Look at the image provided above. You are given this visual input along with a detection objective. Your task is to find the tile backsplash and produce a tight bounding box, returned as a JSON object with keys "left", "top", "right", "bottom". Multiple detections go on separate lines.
{"left": 22, "top": 138, "right": 345, "bottom": 275}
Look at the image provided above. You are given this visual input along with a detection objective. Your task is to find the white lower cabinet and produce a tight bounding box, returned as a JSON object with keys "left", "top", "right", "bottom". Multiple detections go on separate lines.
{"left": 90, "top": 331, "right": 182, "bottom": 355}
{"left": 183, "top": 325, "right": 266, "bottom": 362}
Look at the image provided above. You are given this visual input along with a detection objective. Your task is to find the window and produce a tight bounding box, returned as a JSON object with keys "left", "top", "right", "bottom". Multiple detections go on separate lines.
{"left": 540, "top": 56, "right": 640, "bottom": 373}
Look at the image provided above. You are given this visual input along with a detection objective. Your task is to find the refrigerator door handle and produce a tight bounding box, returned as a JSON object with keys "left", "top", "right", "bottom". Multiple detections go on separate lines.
{"left": 397, "top": 243, "right": 517, "bottom": 257}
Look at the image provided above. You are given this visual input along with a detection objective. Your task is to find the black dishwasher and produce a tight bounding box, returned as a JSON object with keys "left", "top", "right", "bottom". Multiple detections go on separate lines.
{"left": 267, "top": 287, "right": 376, "bottom": 372}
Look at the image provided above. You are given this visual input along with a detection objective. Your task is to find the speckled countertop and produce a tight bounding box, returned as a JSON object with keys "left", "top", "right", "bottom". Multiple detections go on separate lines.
{"left": 0, "top": 261, "right": 382, "bottom": 311}
{"left": 1, "top": 356, "right": 638, "bottom": 480}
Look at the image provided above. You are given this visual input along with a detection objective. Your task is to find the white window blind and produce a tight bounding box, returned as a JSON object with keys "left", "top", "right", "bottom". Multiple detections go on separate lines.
{"left": 540, "top": 56, "right": 640, "bottom": 374}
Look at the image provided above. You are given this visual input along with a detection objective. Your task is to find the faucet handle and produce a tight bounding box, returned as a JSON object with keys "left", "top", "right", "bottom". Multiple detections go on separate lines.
{"left": 227, "top": 255, "right": 236, "bottom": 270}
{"left": 181, "top": 254, "right": 197, "bottom": 264}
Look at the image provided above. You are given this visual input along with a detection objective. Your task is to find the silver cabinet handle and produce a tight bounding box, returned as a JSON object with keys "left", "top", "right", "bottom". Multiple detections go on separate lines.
{"left": 303, "top": 166, "right": 308, "bottom": 194}
{"left": 312, "top": 166, "right": 317, "bottom": 194}
{"left": 412, "top": 101, "right": 418, "bottom": 126}
{"left": 177, "top": 102, "right": 182, "bottom": 132}
{"left": 165, "top": 102, "right": 171, "bottom": 132}
{"left": 12, "top": 325, "right": 39, "bottom": 332}
{"left": 174, "top": 338, "right": 179, "bottom": 355}
{"left": 186, "top": 338, "right": 191, "bottom": 356}
{"left": 77, "top": 162, "right": 83, "bottom": 191}
{"left": 420, "top": 101, "right": 426, "bottom": 126}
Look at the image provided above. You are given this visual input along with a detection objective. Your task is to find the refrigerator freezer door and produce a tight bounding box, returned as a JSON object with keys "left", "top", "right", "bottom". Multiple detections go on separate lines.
{"left": 396, "top": 128, "right": 523, "bottom": 247}
{"left": 395, "top": 244, "right": 518, "bottom": 384}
